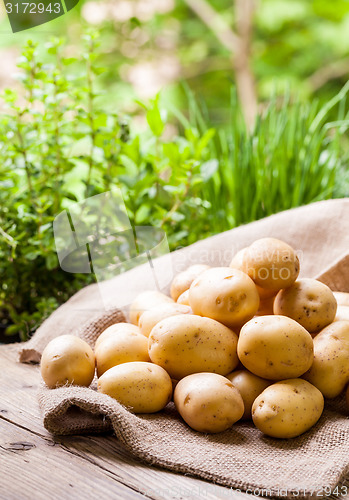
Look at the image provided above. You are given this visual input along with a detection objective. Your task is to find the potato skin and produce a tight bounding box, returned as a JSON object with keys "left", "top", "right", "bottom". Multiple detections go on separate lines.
{"left": 226, "top": 370, "right": 271, "bottom": 419}
{"left": 41, "top": 335, "right": 95, "bottom": 389}
{"left": 129, "top": 291, "right": 174, "bottom": 325}
{"left": 252, "top": 379, "right": 324, "bottom": 438}
{"left": 237, "top": 315, "right": 313, "bottom": 380}
{"left": 95, "top": 330, "right": 150, "bottom": 377}
{"left": 174, "top": 373, "right": 244, "bottom": 433}
{"left": 98, "top": 362, "right": 172, "bottom": 413}
{"left": 95, "top": 323, "right": 142, "bottom": 350}
{"left": 333, "top": 292, "right": 349, "bottom": 307}
{"left": 177, "top": 289, "right": 190, "bottom": 306}
{"left": 189, "top": 267, "right": 259, "bottom": 328}
{"left": 335, "top": 305, "right": 349, "bottom": 322}
{"left": 303, "top": 321, "right": 349, "bottom": 398}
{"left": 234, "top": 238, "right": 300, "bottom": 290}
{"left": 273, "top": 279, "right": 337, "bottom": 333}
{"left": 170, "top": 264, "right": 210, "bottom": 301}
{"left": 148, "top": 315, "right": 239, "bottom": 380}
{"left": 139, "top": 303, "right": 191, "bottom": 337}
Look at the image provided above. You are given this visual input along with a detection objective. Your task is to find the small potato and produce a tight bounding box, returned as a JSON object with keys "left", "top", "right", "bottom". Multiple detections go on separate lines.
{"left": 41, "top": 335, "right": 95, "bottom": 389}
{"left": 174, "top": 373, "right": 244, "bottom": 433}
{"left": 231, "top": 250, "right": 278, "bottom": 299}
{"left": 170, "top": 264, "right": 210, "bottom": 301}
{"left": 252, "top": 379, "right": 324, "bottom": 438}
{"left": 95, "top": 323, "right": 142, "bottom": 350}
{"left": 177, "top": 289, "right": 190, "bottom": 306}
{"left": 335, "top": 305, "right": 349, "bottom": 322}
{"left": 189, "top": 267, "right": 259, "bottom": 328}
{"left": 95, "top": 330, "right": 150, "bottom": 377}
{"left": 238, "top": 315, "right": 313, "bottom": 380}
{"left": 139, "top": 303, "right": 191, "bottom": 337}
{"left": 98, "top": 362, "right": 172, "bottom": 413}
{"left": 333, "top": 292, "right": 349, "bottom": 307}
{"left": 303, "top": 321, "right": 349, "bottom": 398}
{"left": 129, "top": 291, "right": 174, "bottom": 325}
{"left": 274, "top": 279, "right": 337, "bottom": 333}
{"left": 226, "top": 370, "right": 271, "bottom": 419}
{"left": 233, "top": 238, "right": 300, "bottom": 290}
{"left": 148, "top": 315, "right": 239, "bottom": 380}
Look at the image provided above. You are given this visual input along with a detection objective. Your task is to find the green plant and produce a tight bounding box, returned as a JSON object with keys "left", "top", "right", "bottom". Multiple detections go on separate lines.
{"left": 0, "top": 34, "right": 348, "bottom": 340}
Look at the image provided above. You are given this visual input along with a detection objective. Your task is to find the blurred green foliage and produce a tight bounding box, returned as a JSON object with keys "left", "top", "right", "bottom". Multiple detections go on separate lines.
{"left": 0, "top": 36, "right": 348, "bottom": 339}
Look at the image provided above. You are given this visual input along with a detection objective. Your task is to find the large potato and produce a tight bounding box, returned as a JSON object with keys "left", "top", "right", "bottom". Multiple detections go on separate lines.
{"left": 231, "top": 238, "right": 299, "bottom": 290}
{"left": 273, "top": 279, "right": 337, "bottom": 333}
{"left": 41, "top": 335, "right": 95, "bottom": 389}
{"left": 98, "top": 361, "right": 172, "bottom": 413}
{"left": 95, "top": 323, "right": 142, "bottom": 350}
{"left": 238, "top": 315, "right": 313, "bottom": 380}
{"left": 226, "top": 370, "right": 271, "bottom": 419}
{"left": 139, "top": 303, "right": 191, "bottom": 337}
{"left": 129, "top": 291, "right": 174, "bottom": 325}
{"left": 303, "top": 321, "right": 349, "bottom": 398}
{"left": 189, "top": 267, "right": 259, "bottom": 328}
{"left": 333, "top": 292, "right": 349, "bottom": 307}
{"left": 148, "top": 315, "right": 239, "bottom": 380}
{"left": 95, "top": 329, "right": 150, "bottom": 377}
{"left": 174, "top": 373, "right": 244, "bottom": 433}
{"left": 170, "top": 264, "right": 210, "bottom": 301}
{"left": 252, "top": 379, "right": 324, "bottom": 438}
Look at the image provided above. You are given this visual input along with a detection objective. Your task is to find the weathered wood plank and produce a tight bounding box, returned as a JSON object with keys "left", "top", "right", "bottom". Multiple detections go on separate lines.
{"left": 0, "top": 344, "right": 248, "bottom": 500}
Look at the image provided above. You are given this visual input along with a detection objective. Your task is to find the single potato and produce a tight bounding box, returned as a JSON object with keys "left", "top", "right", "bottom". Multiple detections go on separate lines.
{"left": 226, "top": 370, "right": 271, "bottom": 419}
{"left": 238, "top": 315, "right": 313, "bottom": 380}
{"left": 252, "top": 379, "right": 324, "bottom": 438}
{"left": 334, "top": 305, "right": 349, "bottom": 322}
{"left": 189, "top": 267, "right": 259, "bottom": 328}
{"left": 303, "top": 320, "right": 349, "bottom": 398}
{"left": 139, "top": 303, "right": 191, "bottom": 337}
{"left": 98, "top": 361, "right": 172, "bottom": 413}
{"left": 95, "top": 323, "right": 142, "bottom": 350}
{"left": 232, "top": 238, "right": 300, "bottom": 290}
{"left": 95, "top": 330, "right": 150, "bottom": 377}
{"left": 333, "top": 291, "right": 349, "bottom": 307}
{"left": 273, "top": 278, "right": 337, "bottom": 333}
{"left": 129, "top": 291, "right": 174, "bottom": 325}
{"left": 170, "top": 264, "right": 210, "bottom": 301}
{"left": 174, "top": 372, "right": 244, "bottom": 433}
{"left": 148, "top": 315, "right": 239, "bottom": 380}
{"left": 177, "top": 289, "right": 190, "bottom": 306}
{"left": 41, "top": 335, "right": 95, "bottom": 389}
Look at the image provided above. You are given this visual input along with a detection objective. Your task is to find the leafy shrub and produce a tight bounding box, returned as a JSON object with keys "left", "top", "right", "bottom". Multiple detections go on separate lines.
{"left": 0, "top": 33, "right": 348, "bottom": 340}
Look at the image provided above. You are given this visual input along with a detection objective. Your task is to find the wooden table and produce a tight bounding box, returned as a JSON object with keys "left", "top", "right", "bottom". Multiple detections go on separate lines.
{"left": 0, "top": 344, "right": 251, "bottom": 500}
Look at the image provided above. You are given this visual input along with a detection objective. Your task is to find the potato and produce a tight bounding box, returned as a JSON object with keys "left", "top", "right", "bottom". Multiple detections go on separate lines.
{"left": 139, "top": 303, "right": 191, "bottom": 337}
{"left": 95, "top": 323, "right": 142, "bottom": 350}
{"left": 95, "top": 329, "right": 150, "bottom": 377}
{"left": 232, "top": 238, "right": 299, "bottom": 290}
{"left": 273, "top": 279, "right": 337, "bottom": 333}
{"left": 129, "top": 291, "right": 174, "bottom": 325}
{"left": 333, "top": 291, "right": 349, "bottom": 307}
{"left": 303, "top": 321, "right": 349, "bottom": 398}
{"left": 335, "top": 305, "right": 349, "bottom": 322}
{"left": 226, "top": 370, "right": 271, "bottom": 419}
{"left": 256, "top": 296, "right": 275, "bottom": 316}
{"left": 177, "top": 289, "right": 190, "bottom": 306}
{"left": 170, "top": 264, "right": 210, "bottom": 301}
{"left": 237, "top": 315, "right": 313, "bottom": 380}
{"left": 148, "top": 315, "right": 239, "bottom": 380}
{"left": 252, "top": 379, "right": 324, "bottom": 438}
{"left": 189, "top": 267, "right": 259, "bottom": 328}
{"left": 41, "top": 335, "right": 95, "bottom": 389}
{"left": 174, "top": 373, "right": 244, "bottom": 433}
{"left": 231, "top": 249, "right": 278, "bottom": 300}
{"left": 97, "top": 361, "right": 172, "bottom": 413}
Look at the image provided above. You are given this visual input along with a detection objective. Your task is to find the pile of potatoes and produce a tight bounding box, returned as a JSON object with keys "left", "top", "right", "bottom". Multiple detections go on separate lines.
{"left": 40, "top": 237, "right": 349, "bottom": 439}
